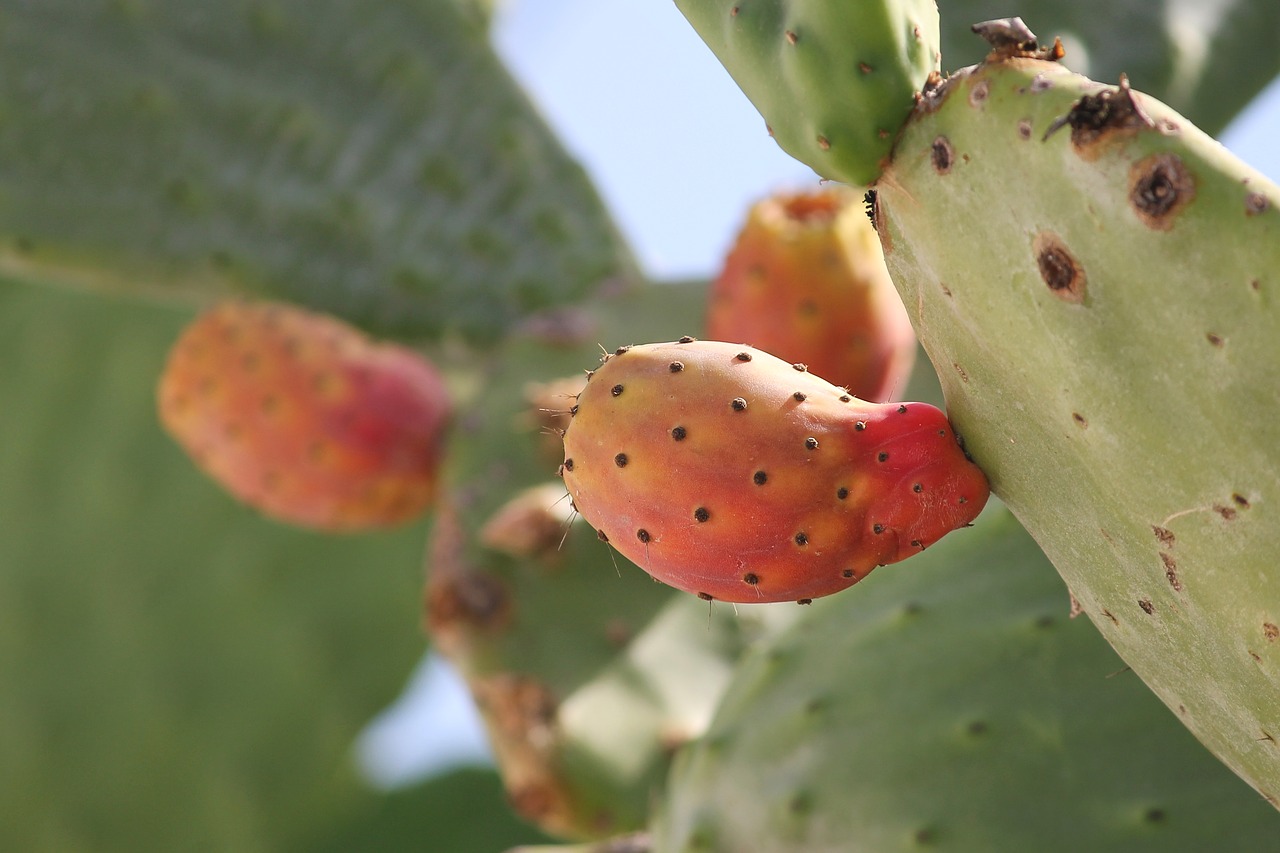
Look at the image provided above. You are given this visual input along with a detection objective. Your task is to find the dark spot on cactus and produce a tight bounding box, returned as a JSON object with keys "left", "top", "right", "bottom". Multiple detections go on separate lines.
{"left": 697, "top": 591, "right": 713, "bottom": 601}
{"left": 1206, "top": 332, "right": 1224, "bottom": 347}
{"left": 1233, "top": 493, "right": 1251, "bottom": 508}
{"left": 1035, "top": 613, "right": 1056, "bottom": 629}
{"left": 425, "top": 569, "right": 511, "bottom": 634}
{"left": 636, "top": 528, "right": 651, "bottom": 543}
{"left": 1130, "top": 153, "right": 1195, "bottom": 230}
{"left": 863, "top": 189, "right": 878, "bottom": 229}
{"left": 805, "top": 437, "right": 819, "bottom": 450}
{"left": 1152, "top": 525, "right": 1175, "bottom": 546}
{"left": 817, "top": 135, "right": 830, "bottom": 150}
{"left": 953, "top": 362, "right": 970, "bottom": 382}
{"left": 784, "top": 30, "right": 798, "bottom": 45}
{"left": 694, "top": 507, "right": 710, "bottom": 523}
{"left": 1216, "top": 503, "right": 1238, "bottom": 521}
{"left": 597, "top": 529, "right": 609, "bottom": 543}
{"left": 840, "top": 394, "right": 852, "bottom": 402}
{"left": 931, "top": 136, "right": 954, "bottom": 173}
{"left": 842, "top": 568, "right": 855, "bottom": 578}
{"left": 729, "top": 5, "right": 738, "bottom": 16}
{"left": 873, "top": 523, "right": 885, "bottom": 534}
{"left": 1245, "top": 191, "right": 1270, "bottom": 216}
{"left": 1102, "top": 608, "right": 1118, "bottom": 625}
{"left": 1017, "top": 119, "right": 1033, "bottom": 139}
{"left": 731, "top": 397, "right": 748, "bottom": 411}
{"left": 794, "top": 532, "right": 808, "bottom": 546}
{"left": 671, "top": 426, "right": 687, "bottom": 441}
{"left": 678, "top": 336, "right": 696, "bottom": 343}
{"left": 858, "top": 61, "right": 873, "bottom": 74}
{"left": 1252, "top": 278, "right": 1262, "bottom": 292}
{"left": 669, "top": 361, "right": 684, "bottom": 372}
{"left": 1161, "top": 552, "right": 1182, "bottom": 591}
{"left": 855, "top": 420, "right": 866, "bottom": 431}
{"left": 754, "top": 470, "right": 768, "bottom": 485}
{"left": 1265, "top": 623, "right": 1279, "bottom": 641}
{"left": 614, "top": 453, "right": 628, "bottom": 468}
{"left": 837, "top": 487, "right": 849, "bottom": 500}
{"left": 584, "top": 369, "right": 594, "bottom": 382}
{"left": 877, "top": 452, "right": 889, "bottom": 462}
{"left": 1034, "top": 233, "right": 1086, "bottom": 302}
{"left": 1052, "top": 74, "right": 1154, "bottom": 153}
{"left": 897, "top": 404, "right": 908, "bottom": 414}
{"left": 563, "top": 458, "right": 574, "bottom": 471}
{"left": 743, "top": 573, "right": 759, "bottom": 585}
{"left": 735, "top": 351, "right": 752, "bottom": 362}
{"left": 1138, "top": 598, "right": 1155, "bottom": 615}
{"left": 614, "top": 345, "right": 631, "bottom": 356}
{"left": 611, "top": 384, "right": 624, "bottom": 397}
{"left": 967, "top": 720, "right": 989, "bottom": 736}
{"left": 969, "top": 80, "right": 989, "bottom": 107}
{"left": 912, "top": 483, "right": 923, "bottom": 493}
{"left": 1250, "top": 650, "right": 1262, "bottom": 662}
{"left": 568, "top": 404, "right": 579, "bottom": 417}
{"left": 912, "top": 826, "right": 937, "bottom": 845}
{"left": 911, "top": 539, "right": 923, "bottom": 549}
{"left": 793, "top": 391, "right": 807, "bottom": 402}
{"left": 1072, "top": 412, "right": 1087, "bottom": 428}
{"left": 1144, "top": 808, "right": 1166, "bottom": 824}
{"left": 792, "top": 363, "right": 807, "bottom": 372}
{"left": 797, "top": 598, "right": 813, "bottom": 606}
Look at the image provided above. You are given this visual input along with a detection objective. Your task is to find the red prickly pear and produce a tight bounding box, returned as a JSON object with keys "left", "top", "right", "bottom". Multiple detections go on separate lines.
{"left": 560, "top": 340, "right": 988, "bottom": 604}
{"left": 157, "top": 300, "right": 452, "bottom": 531}
{"left": 706, "top": 187, "right": 916, "bottom": 402}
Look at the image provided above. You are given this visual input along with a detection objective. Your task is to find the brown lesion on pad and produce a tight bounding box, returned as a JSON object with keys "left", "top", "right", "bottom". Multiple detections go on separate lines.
{"left": 931, "top": 136, "right": 954, "bottom": 174}
{"left": 1046, "top": 74, "right": 1160, "bottom": 158}
{"left": 1130, "top": 152, "right": 1195, "bottom": 230}
{"left": 1033, "top": 232, "right": 1086, "bottom": 302}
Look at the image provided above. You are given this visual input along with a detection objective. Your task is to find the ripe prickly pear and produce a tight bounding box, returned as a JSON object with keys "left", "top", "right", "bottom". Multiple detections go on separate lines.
{"left": 560, "top": 340, "right": 987, "bottom": 603}
{"left": 157, "top": 300, "right": 452, "bottom": 531}
{"left": 706, "top": 187, "right": 916, "bottom": 401}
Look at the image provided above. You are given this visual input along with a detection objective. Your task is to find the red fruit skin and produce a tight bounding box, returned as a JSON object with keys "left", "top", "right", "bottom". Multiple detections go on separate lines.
{"left": 561, "top": 340, "right": 988, "bottom": 603}
{"left": 157, "top": 300, "right": 451, "bottom": 531}
{"left": 706, "top": 187, "right": 916, "bottom": 402}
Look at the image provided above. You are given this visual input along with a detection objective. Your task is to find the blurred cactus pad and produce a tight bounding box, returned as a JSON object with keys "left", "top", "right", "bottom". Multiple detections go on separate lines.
{"left": 7, "top": 0, "right": 1280, "bottom": 850}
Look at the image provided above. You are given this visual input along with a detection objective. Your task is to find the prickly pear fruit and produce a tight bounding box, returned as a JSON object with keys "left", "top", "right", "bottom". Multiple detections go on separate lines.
{"left": 560, "top": 340, "right": 987, "bottom": 603}
{"left": 157, "top": 300, "right": 451, "bottom": 531}
{"left": 674, "top": 0, "right": 941, "bottom": 185}
{"left": 706, "top": 187, "right": 915, "bottom": 401}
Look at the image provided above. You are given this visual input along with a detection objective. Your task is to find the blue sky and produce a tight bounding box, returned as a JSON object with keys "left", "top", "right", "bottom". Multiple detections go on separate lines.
{"left": 357, "top": 0, "right": 1280, "bottom": 787}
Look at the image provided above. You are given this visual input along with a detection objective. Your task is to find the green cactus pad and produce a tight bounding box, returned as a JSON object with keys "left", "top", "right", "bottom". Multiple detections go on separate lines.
{"left": 674, "top": 0, "right": 941, "bottom": 186}
{"left": 653, "top": 509, "right": 1280, "bottom": 851}
{"left": 875, "top": 57, "right": 1280, "bottom": 806}
{"left": 0, "top": 0, "right": 634, "bottom": 342}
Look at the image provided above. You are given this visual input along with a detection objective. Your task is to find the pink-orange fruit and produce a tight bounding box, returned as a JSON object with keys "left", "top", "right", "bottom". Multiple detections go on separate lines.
{"left": 706, "top": 187, "right": 916, "bottom": 402}
{"left": 560, "top": 340, "right": 988, "bottom": 604}
{"left": 157, "top": 300, "right": 452, "bottom": 531}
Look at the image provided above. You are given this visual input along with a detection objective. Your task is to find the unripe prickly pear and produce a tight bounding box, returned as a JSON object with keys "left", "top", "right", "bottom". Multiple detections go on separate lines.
{"left": 560, "top": 340, "right": 987, "bottom": 603}
{"left": 157, "top": 300, "right": 452, "bottom": 531}
{"left": 674, "top": 0, "right": 941, "bottom": 185}
{"left": 706, "top": 187, "right": 915, "bottom": 401}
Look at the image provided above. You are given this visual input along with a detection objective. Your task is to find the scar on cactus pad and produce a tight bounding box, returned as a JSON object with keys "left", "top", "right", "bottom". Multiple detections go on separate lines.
{"left": 706, "top": 186, "right": 916, "bottom": 402}
{"left": 560, "top": 340, "right": 988, "bottom": 603}
{"left": 157, "top": 300, "right": 452, "bottom": 531}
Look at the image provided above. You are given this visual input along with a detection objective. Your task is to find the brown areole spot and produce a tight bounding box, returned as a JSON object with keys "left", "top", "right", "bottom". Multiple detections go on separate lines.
{"left": 1033, "top": 232, "right": 1086, "bottom": 302}
{"left": 671, "top": 426, "right": 687, "bottom": 441}
{"left": 1130, "top": 152, "right": 1195, "bottom": 230}
{"left": 931, "top": 136, "right": 954, "bottom": 173}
